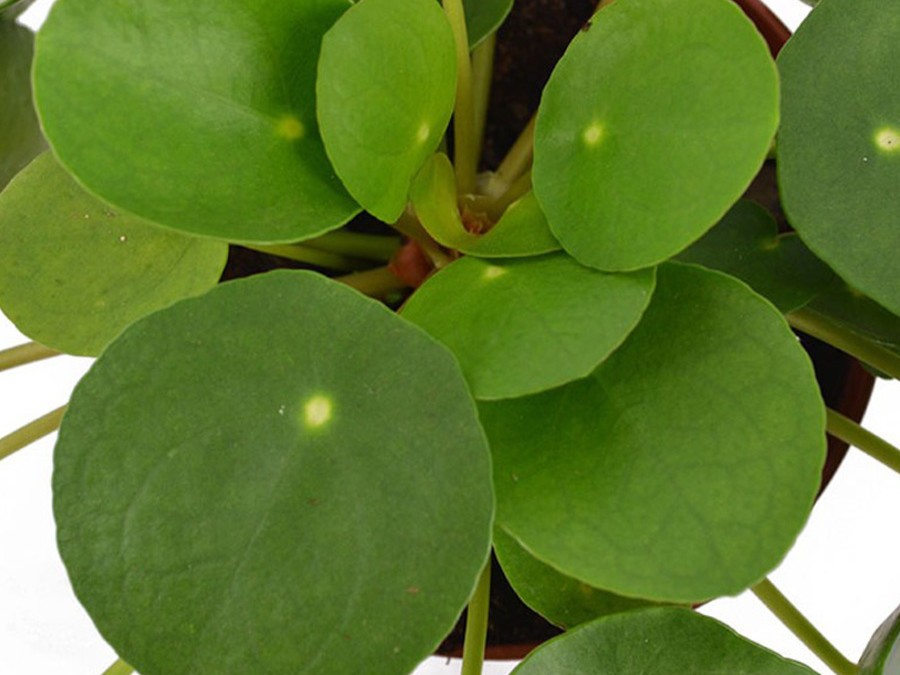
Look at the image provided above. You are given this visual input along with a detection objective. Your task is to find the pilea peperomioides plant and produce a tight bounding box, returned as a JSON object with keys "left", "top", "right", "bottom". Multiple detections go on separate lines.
{"left": 1, "top": 0, "right": 899, "bottom": 673}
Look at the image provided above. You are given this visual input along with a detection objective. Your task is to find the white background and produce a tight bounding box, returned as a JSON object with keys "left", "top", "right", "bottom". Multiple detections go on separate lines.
{"left": 2, "top": 1, "right": 898, "bottom": 673}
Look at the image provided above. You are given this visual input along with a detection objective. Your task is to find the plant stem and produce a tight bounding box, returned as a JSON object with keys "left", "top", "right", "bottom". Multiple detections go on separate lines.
{"left": 485, "top": 115, "right": 535, "bottom": 199}
{"left": 101, "top": 659, "right": 134, "bottom": 675}
{"left": 487, "top": 170, "right": 532, "bottom": 221}
{"left": 392, "top": 210, "right": 453, "bottom": 269}
{"left": 0, "top": 341, "right": 60, "bottom": 373}
{"left": 239, "top": 244, "right": 366, "bottom": 271}
{"left": 334, "top": 266, "right": 408, "bottom": 298}
{"left": 0, "top": 405, "right": 67, "bottom": 462}
{"left": 443, "top": 0, "right": 477, "bottom": 195}
{"left": 302, "top": 231, "right": 402, "bottom": 262}
{"left": 787, "top": 308, "right": 900, "bottom": 381}
{"left": 471, "top": 33, "right": 496, "bottom": 169}
{"left": 826, "top": 408, "right": 900, "bottom": 476}
{"left": 460, "top": 560, "right": 492, "bottom": 675}
{"left": 751, "top": 578, "right": 858, "bottom": 675}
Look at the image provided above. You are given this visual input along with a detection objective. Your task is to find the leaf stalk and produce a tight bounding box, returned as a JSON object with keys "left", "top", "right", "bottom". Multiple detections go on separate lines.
{"left": 0, "top": 341, "right": 60, "bottom": 373}
{"left": 100, "top": 659, "right": 134, "bottom": 675}
{"left": 826, "top": 408, "right": 900, "bottom": 476}
{"left": 443, "top": 0, "right": 478, "bottom": 194}
{"left": 0, "top": 405, "right": 67, "bottom": 462}
{"left": 460, "top": 560, "right": 492, "bottom": 675}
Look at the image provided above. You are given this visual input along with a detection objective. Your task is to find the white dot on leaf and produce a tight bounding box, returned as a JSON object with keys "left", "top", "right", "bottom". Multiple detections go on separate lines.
{"left": 582, "top": 122, "right": 604, "bottom": 147}
{"left": 276, "top": 115, "right": 305, "bottom": 141}
{"left": 303, "top": 395, "right": 334, "bottom": 429}
{"left": 482, "top": 265, "right": 507, "bottom": 281}
{"left": 416, "top": 123, "right": 430, "bottom": 144}
{"left": 874, "top": 126, "right": 900, "bottom": 153}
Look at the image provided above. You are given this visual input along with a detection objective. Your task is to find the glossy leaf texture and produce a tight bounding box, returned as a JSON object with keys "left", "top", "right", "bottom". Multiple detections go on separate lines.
{"left": 676, "top": 200, "right": 834, "bottom": 313}
{"left": 462, "top": 0, "right": 512, "bottom": 47}
{"left": 533, "top": 0, "right": 778, "bottom": 271}
{"left": 0, "top": 21, "right": 45, "bottom": 190}
{"left": 53, "top": 270, "right": 494, "bottom": 675}
{"left": 480, "top": 263, "right": 825, "bottom": 602}
{"left": 410, "top": 153, "right": 560, "bottom": 257}
{"left": 317, "top": 0, "right": 456, "bottom": 222}
{"left": 493, "top": 528, "right": 654, "bottom": 630}
{"left": 401, "top": 254, "right": 655, "bottom": 400}
{"left": 513, "top": 607, "right": 817, "bottom": 674}
{"left": 778, "top": 0, "right": 900, "bottom": 315}
{"left": 33, "top": 0, "right": 359, "bottom": 243}
{"left": 0, "top": 153, "right": 227, "bottom": 356}
{"left": 860, "top": 603, "right": 900, "bottom": 674}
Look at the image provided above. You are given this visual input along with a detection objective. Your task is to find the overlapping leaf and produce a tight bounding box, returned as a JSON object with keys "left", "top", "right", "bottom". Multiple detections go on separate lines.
{"left": 480, "top": 263, "right": 825, "bottom": 602}
{"left": 513, "top": 608, "right": 817, "bottom": 674}
{"left": 778, "top": 0, "right": 900, "bottom": 315}
{"left": 533, "top": 0, "right": 778, "bottom": 271}
{"left": 33, "top": 0, "right": 359, "bottom": 243}
{"left": 54, "top": 270, "right": 494, "bottom": 675}
{"left": 317, "top": 0, "right": 456, "bottom": 223}
{"left": 860, "top": 603, "right": 900, "bottom": 674}
{"left": 0, "top": 153, "right": 227, "bottom": 356}
{"left": 463, "top": 0, "right": 513, "bottom": 47}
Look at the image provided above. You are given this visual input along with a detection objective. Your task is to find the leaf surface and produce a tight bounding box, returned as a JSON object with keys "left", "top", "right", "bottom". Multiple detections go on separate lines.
{"left": 0, "top": 153, "right": 227, "bottom": 356}
{"left": 463, "top": 0, "right": 512, "bottom": 47}
{"left": 533, "top": 0, "right": 778, "bottom": 271}
{"left": 778, "top": 0, "right": 900, "bottom": 315}
{"left": 33, "top": 0, "right": 359, "bottom": 243}
{"left": 480, "top": 263, "right": 825, "bottom": 602}
{"left": 53, "top": 270, "right": 494, "bottom": 675}
{"left": 860, "top": 603, "right": 900, "bottom": 674}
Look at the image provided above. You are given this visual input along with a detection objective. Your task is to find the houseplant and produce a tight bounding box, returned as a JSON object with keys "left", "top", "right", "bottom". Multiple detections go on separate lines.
{"left": 1, "top": 0, "right": 899, "bottom": 673}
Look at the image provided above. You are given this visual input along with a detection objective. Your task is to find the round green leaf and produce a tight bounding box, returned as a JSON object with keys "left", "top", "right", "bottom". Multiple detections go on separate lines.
{"left": 533, "top": 0, "right": 778, "bottom": 271}
{"left": 480, "top": 263, "right": 825, "bottom": 602}
{"left": 778, "top": 0, "right": 900, "bottom": 316}
{"left": 676, "top": 200, "right": 835, "bottom": 313}
{"left": 401, "top": 254, "right": 655, "bottom": 400}
{"left": 54, "top": 270, "right": 494, "bottom": 675}
{"left": 317, "top": 0, "right": 456, "bottom": 222}
{"left": 0, "top": 153, "right": 227, "bottom": 356}
{"left": 463, "top": 0, "right": 513, "bottom": 47}
{"left": 493, "top": 527, "right": 654, "bottom": 630}
{"left": 513, "top": 607, "right": 817, "bottom": 674}
{"left": 410, "top": 153, "right": 560, "bottom": 257}
{"left": 33, "top": 0, "right": 359, "bottom": 243}
{"left": 860, "top": 603, "right": 900, "bottom": 674}
{"left": 0, "top": 21, "right": 45, "bottom": 191}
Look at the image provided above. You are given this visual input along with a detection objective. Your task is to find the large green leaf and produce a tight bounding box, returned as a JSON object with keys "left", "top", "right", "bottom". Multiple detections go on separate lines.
{"left": 493, "top": 528, "right": 653, "bottom": 630}
{"left": 0, "top": 21, "right": 45, "bottom": 191}
{"left": 410, "top": 153, "right": 560, "bottom": 257}
{"left": 513, "top": 608, "right": 817, "bottom": 674}
{"left": 463, "top": 0, "right": 513, "bottom": 47}
{"left": 676, "top": 200, "right": 834, "bottom": 313}
{"left": 778, "top": 0, "right": 900, "bottom": 316}
{"left": 54, "top": 270, "right": 493, "bottom": 675}
{"left": 533, "top": 0, "right": 778, "bottom": 271}
{"left": 860, "top": 603, "right": 900, "bottom": 674}
{"left": 317, "top": 0, "right": 456, "bottom": 222}
{"left": 0, "top": 153, "right": 227, "bottom": 356}
{"left": 401, "top": 254, "right": 654, "bottom": 399}
{"left": 480, "top": 263, "right": 825, "bottom": 602}
{"left": 33, "top": 0, "right": 359, "bottom": 243}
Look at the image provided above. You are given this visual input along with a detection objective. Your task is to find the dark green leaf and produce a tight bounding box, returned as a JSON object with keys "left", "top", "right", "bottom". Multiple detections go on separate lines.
{"left": 463, "top": 0, "right": 513, "bottom": 47}
{"left": 54, "top": 270, "right": 494, "bottom": 675}
{"left": 493, "top": 528, "right": 653, "bottom": 630}
{"left": 513, "top": 607, "right": 818, "bottom": 674}
{"left": 401, "top": 254, "right": 655, "bottom": 399}
{"left": 318, "top": 0, "right": 456, "bottom": 223}
{"left": 480, "top": 263, "right": 825, "bottom": 602}
{"left": 0, "top": 21, "right": 45, "bottom": 191}
{"left": 778, "top": 0, "right": 900, "bottom": 315}
{"left": 0, "top": 153, "right": 227, "bottom": 356}
{"left": 860, "top": 603, "right": 900, "bottom": 674}
{"left": 33, "top": 0, "right": 359, "bottom": 243}
{"left": 533, "top": 0, "right": 778, "bottom": 271}
{"left": 676, "top": 200, "right": 835, "bottom": 313}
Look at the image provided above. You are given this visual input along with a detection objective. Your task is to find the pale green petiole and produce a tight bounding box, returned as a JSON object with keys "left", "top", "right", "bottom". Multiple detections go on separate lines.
{"left": 0, "top": 405, "right": 67, "bottom": 462}
{"left": 239, "top": 243, "right": 369, "bottom": 271}
{"left": 0, "top": 341, "right": 60, "bottom": 373}
{"left": 826, "top": 408, "right": 900, "bottom": 476}
{"left": 100, "top": 658, "right": 134, "bottom": 675}
{"left": 443, "top": 0, "right": 478, "bottom": 195}
{"left": 460, "top": 560, "right": 492, "bottom": 675}
{"left": 301, "top": 230, "right": 402, "bottom": 262}
{"left": 471, "top": 33, "right": 496, "bottom": 170}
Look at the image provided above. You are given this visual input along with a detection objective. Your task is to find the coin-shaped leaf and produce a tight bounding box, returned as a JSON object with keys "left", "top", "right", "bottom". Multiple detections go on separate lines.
{"left": 0, "top": 153, "right": 227, "bottom": 356}
{"left": 317, "top": 0, "right": 456, "bottom": 222}
{"left": 401, "top": 254, "right": 655, "bottom": 399}
{"left": 676, "top": 200, "right": 834, "bottom": 313}
{"left": 480, "top": 263, "right": 825, "bottom": 602}
{"left": 493, "top": 528, "right": 653, "bottom": 630}
{"left": 860, "top": 603, "right": 900, "bottom": 674}
{"left": 778, "top": 0, "right": 900, "bottom": 315}
{"left": 54, "top": 270, "right": 494, "bottom": 675}
{"left": 33, "top": 0, "right": 359, "bottom": 243}
{"left": 513, "top": 608, "right": 817, "bottom": 674}
{"left": 0, "top": 22, "right": 45, "bottom": 191}
{"left": 533, "top": 0, "right": 778, "bottom": 271}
